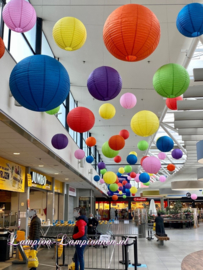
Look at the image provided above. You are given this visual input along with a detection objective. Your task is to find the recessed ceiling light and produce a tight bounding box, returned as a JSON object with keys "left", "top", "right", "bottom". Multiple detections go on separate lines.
{"left": 13, "top": 153, "right": 20, "bottom": 155}
{"left": 38, "top": 165, "right": 44, "bottom": 167}
{"left": 54, "top": 173, "right": 59, "bottom": 175}
{"left": 65, "top": 178, "right": 69, "bottom": 180}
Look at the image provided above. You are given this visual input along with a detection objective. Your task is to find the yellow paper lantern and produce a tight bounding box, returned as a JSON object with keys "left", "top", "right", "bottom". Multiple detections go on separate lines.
{"left": 131, "top": 110, "right": 159, "bottom": 137}
{"left": 130, "top": 187, "right": 137, "bottom": 194}
{"left": 118, "top": 167, "right": 125, "bottom": 174}
{"left": 149, "top": 173, "right": 154, "bottom": 176}
{"left": 119, "top": 191, "right": 122, "bottom": 195}
{"left": 103, "top": 171, "right": 117, "bottom": 184}
{"left": 99, "top": 103, "right": 116, "bottom": 119}
{"left": 129, "top": 151, "right": 137, "bottom": 156}
{"left": 53, "top": 17, "right": 87, "bottom": 51}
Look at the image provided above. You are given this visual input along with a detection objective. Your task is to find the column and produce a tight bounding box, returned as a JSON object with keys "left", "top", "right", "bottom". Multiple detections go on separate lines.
{"left": 161, "top": 198, "right": 164, "bottom": 211}
{"left": 47, "top": 178, "right": 55, "bottom": 223}
{"left": 58, "top": 182, "right": 66, "bottom": 220}
{"left": 64, "top": 184, "right": 69, "bottom": 221}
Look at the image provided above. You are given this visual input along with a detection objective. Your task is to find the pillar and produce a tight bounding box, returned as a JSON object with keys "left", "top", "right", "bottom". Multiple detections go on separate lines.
{"left": 64, "top": 184, "right": 69, "bottom": 221}
{"left": 161, "top": 198, "right": 164, "bottom": 211}
{"left": 47, "top": 178, "right": 55, "bottom": 223}
{"left": 58, "top": 182, "right": 66, "bottom": 220}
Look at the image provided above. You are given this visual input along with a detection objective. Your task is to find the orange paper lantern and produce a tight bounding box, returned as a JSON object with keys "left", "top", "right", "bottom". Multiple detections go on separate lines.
{"left": 103, "top": 4, "right": 160, "bottom": 62}
{"left": 112, "top": 195, "right": 118, "bottom": 201}
{"left": 167, "top": 164, "right": 175, "bottom": 172}
{"left": 109, "top": 135, "right": 125, "bottom": 151}
{"left": 86, "top": 137, "right": 96, "bottom": 147}
{"left": 0, "top": 38, "right": 5, "bottom": 58}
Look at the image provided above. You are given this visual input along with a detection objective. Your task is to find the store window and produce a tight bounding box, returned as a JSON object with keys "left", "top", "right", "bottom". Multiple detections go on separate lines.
{"left": 24, "top": 23, "right": 36, "bottom": 51}
{"left": 79, "top": 197, "right": 90, "bottom": 217}
{"left": 41, "top": 32, "right": 54, "bottom": 58}
{"left": 57, "top": 102, "right": 66, "bottom": 127}
{"left": 95, "top": 201, "right": 109, "bottom": 220}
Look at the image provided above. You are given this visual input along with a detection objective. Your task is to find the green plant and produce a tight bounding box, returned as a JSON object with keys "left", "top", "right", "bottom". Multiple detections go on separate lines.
{"left": 166, "top": 206, "right": 170, "bottom": 214}
{"left": 158, "top": 209, "right": 166, "bottom": 215}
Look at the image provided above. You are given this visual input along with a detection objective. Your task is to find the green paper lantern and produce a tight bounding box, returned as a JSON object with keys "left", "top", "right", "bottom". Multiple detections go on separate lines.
{"left": 101, "top": 169, "right": 107, "bottom": 175}
{"left": 102, "top": 142, "right": 119, "bottom": 158}
{"left": 153, "top": 63, "right": 190, "bottom": 98}
{"left": 109, "top": 183, "right": 118, "bottom": 192}
{"left": 123, "top": 195, "right": 126, "bottom": 199}
{"left": 125, "top": 165, "right": 132, "bottom": 173}
{"left": 143, "top": 182, "right": 150, "bottom": 186}
{"left": 46, "top": 106, "right": 60, "bottom": 115}
{"left": 137, "top": 140, "right": 148, "bottom": 151}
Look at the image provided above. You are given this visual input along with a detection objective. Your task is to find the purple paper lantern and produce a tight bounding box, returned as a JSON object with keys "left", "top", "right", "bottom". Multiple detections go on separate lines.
{"left": 100, "top": 179, "right": 105, "bottom": 184}
{"left": 119, "top": 186, "right": 123, "bottom": 191}
{"left": 159, "top": 176, "right": 166, "bottom": 182}
{"left": 158, "top": 152, "right": 166, "bottom": 160}
{"left": 51, "top": 134, "right": 68, "bottom": 150}
{"left": 125, "top": 183, "right": 131, "bottom": 189}
{"left": 98, "top": 162, "right": 106, "bottom": 170}
{"left": 135, "top": 174, "right": 140, "bottom": 183}
{"left": 87, "top": 66, "right": 122, "bottom": 101}
{"left": 142, "top": 156, "right": 161, "bottom": 174}
{"left": 74, "top": 149, "right": 85, "bottom": 160}
{"left": 191, "top": 194, "right": 197, "bottom": 200}
{"left": 172, "top": 149, "right": 183, "bottom": 159}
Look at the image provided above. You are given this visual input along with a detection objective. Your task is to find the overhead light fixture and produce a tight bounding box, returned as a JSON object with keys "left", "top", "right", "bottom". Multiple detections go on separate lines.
{"left": 38, "top": 165, "right": 44, "bottom": 167}
{"left": 65, "top": 178, "right": 69, "bottom": 180}
{"left": 13, "top": 153, "right": 20, "bottom": 155}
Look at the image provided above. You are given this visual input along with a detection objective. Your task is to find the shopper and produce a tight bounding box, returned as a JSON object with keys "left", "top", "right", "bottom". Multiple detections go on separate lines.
{"left": 73, "top": 209, "right": 88, "bottom": 270}
{"left": 155, "top": 213, "right": 167, "bottom": 237}
{"left": 87, "top": 213, "right": 98, "bottom": 235}
{"left": 115, "top": 209, "right": 118, "bottom": 220}
{"left": 128, "top": 210, "right": 132, "bottom": 221}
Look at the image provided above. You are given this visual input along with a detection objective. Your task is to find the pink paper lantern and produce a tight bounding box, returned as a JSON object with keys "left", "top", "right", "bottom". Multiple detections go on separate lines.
{"left": 74, "top": 149, "right": 85, "bottom": 160}
{"left": 3, "top": 0, "right": 36, "bottom": 33}
{"left": 142, "top": 156, "right": 161, "bottom": 174}
{"left": 127, "top": 176, "right": 131, "bottom": 180}
{"left": 159, "top": 176, "right": 166, "bottom": 182}
{"left": 100, "top": 179, "right": 105, "bottom": 184}
{"left": 135, "top": 174, "right": 140, "bottom": 183}
{"left": 158, "top": 152, "right": 166, "bottom": 160}
{"left": 191, "top": 194, "right": 197, "bottom": 200}
{"left": 120, "top": 93, "right": 137, "bottom": 109}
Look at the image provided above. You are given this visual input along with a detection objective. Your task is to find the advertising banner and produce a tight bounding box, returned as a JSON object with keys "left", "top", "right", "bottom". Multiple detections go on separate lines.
{"left": 31, "top": 170, "right": 52, "bottom": 191}
{"left": 54, "top": 180, "right": 63, "bottom": 193}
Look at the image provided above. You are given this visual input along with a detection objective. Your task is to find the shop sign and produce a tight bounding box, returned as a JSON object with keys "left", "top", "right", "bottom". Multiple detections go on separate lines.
{"left": 69, "top": 186, "right": 76, "bottom": 196}
{"left": 79, "top": 197, "right": 89, "bottom": 201}
{"left": 54, "top": 180, "right": 63, "bottom": 193}
{"left": 134, "top": 198, "right": 147, "bottom": 201}
{"left": 31, "top": 170, "right": 52, "bottom": 190}
{"left": 0, "top": 157, "right": 25, "bottom": 192}
{"left": 27, "top": 174, "right": 32, "bottom": 187}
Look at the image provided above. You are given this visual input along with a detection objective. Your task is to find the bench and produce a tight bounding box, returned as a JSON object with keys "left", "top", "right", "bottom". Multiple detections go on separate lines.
{"left": 155, "top": 235, "right": 170, "bottom": 245}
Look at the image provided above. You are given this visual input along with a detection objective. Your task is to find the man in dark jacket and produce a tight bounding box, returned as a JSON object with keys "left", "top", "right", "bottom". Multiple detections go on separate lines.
{"left": 73, "top": 209, "right": 88, "bottom": 270}
{"left": 155, "top": 213, "right": 167, "bottom": 237}
{"left": 87, "top": 214, "right": 98, "bottom": 235}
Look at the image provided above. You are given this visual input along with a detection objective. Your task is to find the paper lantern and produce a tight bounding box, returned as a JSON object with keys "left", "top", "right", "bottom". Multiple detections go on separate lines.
{"left": 110, "top": 184, "right": 118, "bottom": 192}
{"left": 135, "top": 174, "right": 140, "bottom": 183}
{"left": 129, "top": 151, "right": 137, "bottom": 156}
{"left": 119, "top": 130, "right": 129, "bottom": 140}
{"left": 67, "top": 107, "right": 95, "bottom": 133}
{"left": 176, "top": 3, "right": 203, "bottom": 38}
{"left": 3, "top": 0, "right": 36, "bottom": 33}
{"left": 112, "top": 195, "right": 118, "bottom": 201}
{"left": 141, "top": 156, "right": 148, "bottom": 166}
{"left": 156, "top": 136, "right": 174, "bottom": 152}
{"left": 86, "top": 137, "right": 96, "bottom": 147}
{"left": 127, "top": 176, "right": 131, "bottom": 181}
{"left": 107, "top": 191, "right": 113, "bottom": 196}
{"left": 131, "top": 111, "right": 159, "bottom": 137}
{"left": 98, "top": 162, "right": 106, "bottom": 170}
{"left": 142, "top": 156, "right": 161, "bottom": 174}
{"left": 132, "top": 193, "right": 135, "bottom": 196}
{"left": 125, "top": 183, "right": 131, "bottom": 189}
{"left": 99, "top": 103, "right": 116, "bottom": 119}
{"left": 123, "top": 195, "right": 127, "bottom": 199}
{"left": 120, "top": 93, "right": 137, "bottom": 109}
{"left": 117, "top": 172, "right": 122, "bottom": 177}
{"left": 159, "top": 176, "right": 166, "bottom": 182}
{"left": 153, "top": 64, "right": 190, "bottom": 98}
{"left": 125, "top": 165, "right": 132, "bottom": 173}
{"left": 46, "top": 106, "right": 60, "bottom": 115}
{"left": 115, "top": 177, "right": 119, "bottom": 184}
{"left": 102, "top": 142, "right": 119, "bottom": 158}
{"left": 167, "top": 164, "right": 175, "bottom": 172}
{"left": 130, "top": 187, "right": 137, "bottom": 194}
{"left": 118, "top": 167, "right": 125, "bottom": 174}
{"left": 137, "top": 140, "right": 148, "bottom": 151}
{"left": 100, "top": 179, "right": 105, "bottom": 184}
{"left": 143, "top": 182, "right": 150, "bottom": 186}
{"left": 119, "top": 186, "right": 123, "bottom": 191}
{"left": 86, "top": 156, "right": 94, "bottom": 163}
{"left": 119, "top": 191, "right": 122, "bottom": 195}
{"left": 127, "top": 155, "right": 137, "bottom": 165}
{"left": 109, "top": 135, "right": 125, "bottom": 151}
{"left": 74, "top": 149, "right": 85, "bottom": 160}
{"left": 123, "top": 180, "right": 127, "bottom": 186}
{"left": 104, "top": 172, "right": 117, "bottom": 184}
{"left": 0, "top": 38, "right": 5, "bottom": 59}
{"left": 114, "top": 156, "right": 122, "bottom": 163}
{"left": 130, "top": 172, "right": 136, "bottom": 178}
{"left": 172, "top": 149, "right": 183, "bottom": 160}
{"left": 94, "top": 175, "right": 100, "bottom": 182}
{"left": 87, "top": 66, "right": 122, "bottom": 101}
{"left": 103, "top": 4, "right": 160, "bottom": 62}
{"left": 101, "top": 169, "right": 107, "bottom": 175}
{"left": 9, "top": 55, "right": 70, "bottom": 112}
{"left": 158, "top": 152, "right": 166, "bottom": 160}
{"left": 139, "top": 173, "right": 150, "bottom": 183}
{"left": 53, "top": 17, "right": 86, "bottom": 51}
{"left": 51, "top": 134, "right": 68, "bottom": 150}
{"left": 191, "top": 194, "right": 197, "bottom": 200}
{"left": 166, "top": 96, "right": 183, "bottom": 110}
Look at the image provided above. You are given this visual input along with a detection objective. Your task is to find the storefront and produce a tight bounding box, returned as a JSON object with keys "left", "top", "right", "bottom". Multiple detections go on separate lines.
{"left": 95, "top": 201, "right": 110, "bottom": 220}
{"left": 54, "top": 180, "right": 64, "bottom": 221}
{"left": 79, "top": 197, "right": 91, "bottom": 217}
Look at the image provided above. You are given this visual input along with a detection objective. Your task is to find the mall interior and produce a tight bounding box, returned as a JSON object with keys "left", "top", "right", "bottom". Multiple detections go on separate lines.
{"left": 1, "top": 0, "right": 203, "bottom": 270}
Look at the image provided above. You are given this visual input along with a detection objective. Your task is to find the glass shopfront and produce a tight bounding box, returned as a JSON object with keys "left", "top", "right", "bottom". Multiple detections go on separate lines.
{"left": 111, "top": 201, "right": 129, "bottom": 220}
{"left": 95, "top": 201, "right": 110, "bottom": 220}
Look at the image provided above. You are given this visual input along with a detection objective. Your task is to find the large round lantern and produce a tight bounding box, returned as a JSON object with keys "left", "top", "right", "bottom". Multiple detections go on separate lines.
{"left": 110, "top": 184, "right": 118, "bottom": 192}
{"left": 167, "top": 164, "right": 175, "bottom": 172}
{"left": 9, "top": 55, "right": 70, "bottom": 112}
{"left": 127, "top": 155, "right": 137, "bottom": 165}
{"left": 125, "top": 165, "right": 132, "bottom": 173}
{"left": 120, "top": 93, "right": 137, "bottom": 109}
{"left": 104, "top": 172, "right": 117, "bottom": 184}
{"left": 135, "top": 174, "right": 140, "bottom": 183}
{"left": 156, "top": 136, "right": 174, "bottom": 152}
{"left": 67, "top": 107, "right": 95, "bottom": 133}
{"left": 74, "top": 149, "right": 85, "bottom": 160}
{"left": 86, "top": 137, "right": 96, "bottom": 147}
{"left": 119, "top": 130, "right": 129, "bottom": 140}
{"left": 109, "top": 135, "right": 125, "bottom": 151}
{"left": 166, "top": 96, "right": 183, "bottom": 110}
{"left": 139, "top": 172, "right": 150, "bottom": 183}
{"left": 99, "top": 103, "right": 116, "bottom": 119}
{"left": 158, "top": 152, "right": 166, "bottom": 160}
{"left": 142, "top": 156, "right": 161, "bottom": 174}
{"left": 131, "top": 111, "right": 159, "bottom": 137}
{"left": 140, "top": 156, "right": 148, "bottom": 166}
{"left": 112, "top": 195, "right": 118, "bottom": 201}
{"left": 172, "top": 149, "right": 183, "bottom": 159}
{"left": 191, "top": 194, "right": 198, "bottom": 200}
{"left": 86, "top": 156, "right": 94, "bottom": 163}
{"left": 46, "top": 106, "right": 60, "bottom": 115}
{"left": 153, "top": 64, "right": 190, "bottom": 98}
{"left": 3, "top": 0, "right": 36, "bottom": 33}
{"left": 98, "top": 162, "right": 106, "bottom": 170}
{"left": 94, "top": 175, "right": 100, "bottom": 182}
{"left": 0, "top": 38, "right": 5, "bottom": 59}
{"left": 102, "top": 142, "right": 119, "bottom": 158}
{"left": 51, "top": 134, "right": 68, "bottom": 150}
{"left": 176, "top": 3, "right": 203, "bottom": 38}
{"left": 125, "top": 183, "right": 131, "bottom": 189}
{"left": 159, "top": 176, "right": 166, "bottom": 182}
{"left": 114, "top": 156, "right": 122, "bottom": 163}
{"left": 130, "top": 172, "right": 136, "bottom": 178}
{"left": 87, "top": 66, "right": 122, "bottom": 101}
{"left": 118, "top": 167, "right": 125, "bottom": 174}
{"left": 103, "top": 4, "right": 160, "bottom": 62}
{"left": 130, "top": 187, "right": 137, "bottom": 194}
{"left": 53, "top": 17, "right": 87, "bottom": 51}
{"left": 137, "top": 140, "right": 148, "bottom": 151}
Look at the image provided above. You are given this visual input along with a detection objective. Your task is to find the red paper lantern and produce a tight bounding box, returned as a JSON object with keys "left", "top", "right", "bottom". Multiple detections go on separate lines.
{"left": 114, "top": 155, "right": 122, "bottom": 163}
{"left": 0, "top": 38, "right": 5, "bottom": 59}
{"left": 67, "top": 107, "right": 95, "bottom": 133}
{"left": 119, "top": 129, "right": 129, "bottom": 140}
{"left": 86, "top": 137, "right": 96, "bottom": 147}
{"left": 103, "top": 4, "right": 160, "bottom": 62}
{"left": 109, "top": 135, "right": 125, "bottom": 151}
{"left": 112, "top": 195, "right": 118, "bottom": 201}
{"left": 132, "top": 193, "right": 135, "bottom": 196}
{"left": 115, "top": 178, "right": 119, "bottom": 184}
{"left": 130, "top": 172, "right": 136, "bottom": 178}
{"left": 167, "top": 164, "right": 175, "bottom": 172}
{"left": 166, "top": 96, "right": 183, "bottom": 110}
{"left": 118, "top": 183, "right": 123, "bottom": 187}
{"left": 123, "top": 180, "right": 127, "bottom": 186}
{"left": 141, "top": 156, "right": 148, "bottom": 166}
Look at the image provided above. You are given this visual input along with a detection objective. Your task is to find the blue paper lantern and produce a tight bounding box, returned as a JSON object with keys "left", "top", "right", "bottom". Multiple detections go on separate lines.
{"left": 126, "top": 154, "right": 137, "bottom": 165}
{"left": 176, "top": 3, "right": 203, "bottom": 38}
{"left": 9, "top": 55, "right": 70, "bottom": 111}
{"left": 94, "top": 175, "right": 100, "bottom": 182}
{"left": 156, "top": 136, "right": 174, "bottom": 152}
{"left": 139, "top": 173, "right": 150, "bottom": 183}
{"left": 117, "top": 172, "right": 122, "bottom": 177}
{"left": 86, "top": 156, "right": 94, "bottom": 163}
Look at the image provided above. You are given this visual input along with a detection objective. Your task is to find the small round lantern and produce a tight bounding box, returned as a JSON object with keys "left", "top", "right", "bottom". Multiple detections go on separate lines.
{"left": 158, "top": 152, "right": 166, "bottom": 160}
{"left": 142, "top": 156, "right": 161, "bottom": 174}
{"left": 104, "top": 172, "right": 117, "bottom": 184}
{"left": 135, "top": 174, "right": 140, "bottom": 183}
{"left": 46, "top": 106, "right": 60, "bottom": 115}
{"left": 129, "top": 151, "right": 137, "bottom": 156}
{"left": 51, "top": 134, "right": 68, "bottom": 150}
{"left": 130, "top": 187, "right": 137, "bottom": 194}
{"left": 119, "top": 130, "right": 129, "bottom": 140}
{"left": 118, "top": 167, "right": 125, "bottom": 174}
{"left": 120, "top": 93, "right": 137, "bottom": 109}
{"left": 112, "top": 195, "right": 118, "bottom": 201}
{"left": 127, "top": 155, "right": 137, "bottom": 165}
{"left": 74, "top": 149, "right": 85, "bottom": 160}
{"left": 141, "top": 156, "right": 148, "bottom": 166}
{"left": 166, "top": 96, "right": 183, "bottom": 110}
{"left": 137, "top": 140, "right": 148, "bottom": 151}
{"left": 102, "top": 142, "right": 119, "bottom": 158}
{"left": 0, "top": 38, "right": 5, "bottom": 59}
{"left": 125, "top": 183, "right": 131, "bottom": 189}
{"left": 110, "top": 184, "right": 118, "bottom": 192}
{"left": 172, "top": 149, "right": 183, "bottom": 159}
{"left": 127, "top": 176, "right": 131, "bottom": 180}
{"left": 86, "top": 156, "right": 94, "bottom": 163}
{"left": 167, "top": 164, "right": 175, "bottom": 172}
{"left": 139, "top": 173, "right": 150, "bottom": 183}
{"left": 156, "top": 136, "right": 174, "bottom": 152}
{"left": 109, "top": 135, "right": 125, "bottom": 151}
{"left": 99, "top": 103, "right": 116, "bottom": 119}
{"left": 100, "top": 179, "right": 105, "bottom": 184}
{"left": 114, "top": 156, "right": 122, "bottom": 163}
{"left": 123, "top": 195, "right": 127, "bottom": 199}
{"left": 86, "top": 137, "right": 96, "bottom": 147}
{"left": 159, "top": 176, "right": 166, "bottom": 182}
{"left": 191, "top": 194, "right": 198, "bottom": 200}
{"left": 98, "top": 162, "right": 106, "bottom": 170}
{"left": 94, "top": 175, "right": 100, "bottom": 182}
{"left": 100, "top": 169, "right": 107, "bottom": 175}
{"left": 125, "top": 165, "right": 132, "bottom": 173}
{"left": 123, "top": 180, "right": 127, "bottom": 186}
{"left": 130, "top": 172, "right": 136, "bottom": 178}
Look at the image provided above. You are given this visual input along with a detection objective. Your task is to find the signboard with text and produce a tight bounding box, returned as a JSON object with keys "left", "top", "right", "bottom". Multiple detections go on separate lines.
{"left": 69, "top": 186, "right": 76, "bottom": 196}
{"left": 31, "top": 170, "right": 52, "bottom": 190}
{"left": 134, "top": 198, "right": 147, "bottom": 202}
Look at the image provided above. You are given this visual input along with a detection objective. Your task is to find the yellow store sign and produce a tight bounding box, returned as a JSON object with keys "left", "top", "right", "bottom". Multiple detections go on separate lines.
{"left": 54, "top": 180, "right": 63, "bottom": 193}
{"left": 0, "top": 157, "right": 25, "bottom": 192}
{"left": 31, "top": 170, "right": 52, "bottom": 191}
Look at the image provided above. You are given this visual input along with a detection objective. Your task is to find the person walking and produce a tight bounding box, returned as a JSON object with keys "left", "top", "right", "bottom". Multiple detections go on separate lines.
{"left": 115, "top": 209, "right": 118, "bottom": 220}
{"left": 155, "top": 213, "right": 167, "bottom": 238}
{"left": 73, "top": 209, "right": 88, "bottom": 270}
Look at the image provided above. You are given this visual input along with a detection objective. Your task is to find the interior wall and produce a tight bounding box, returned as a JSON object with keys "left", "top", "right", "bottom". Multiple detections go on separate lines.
{"left": 68, "top": 196, "right": 74, "bottom": 221}
{"left": 10, "top": 192, "right": 18, "bottom": 213}
{"left": 54, "top": 193, "right": 59, "bottom": 221}
{"left": 58, "top": 194, "right": 64, "bottom": 220}
{"left": 30, "top": 190, "right": 47, "bottom": 221}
